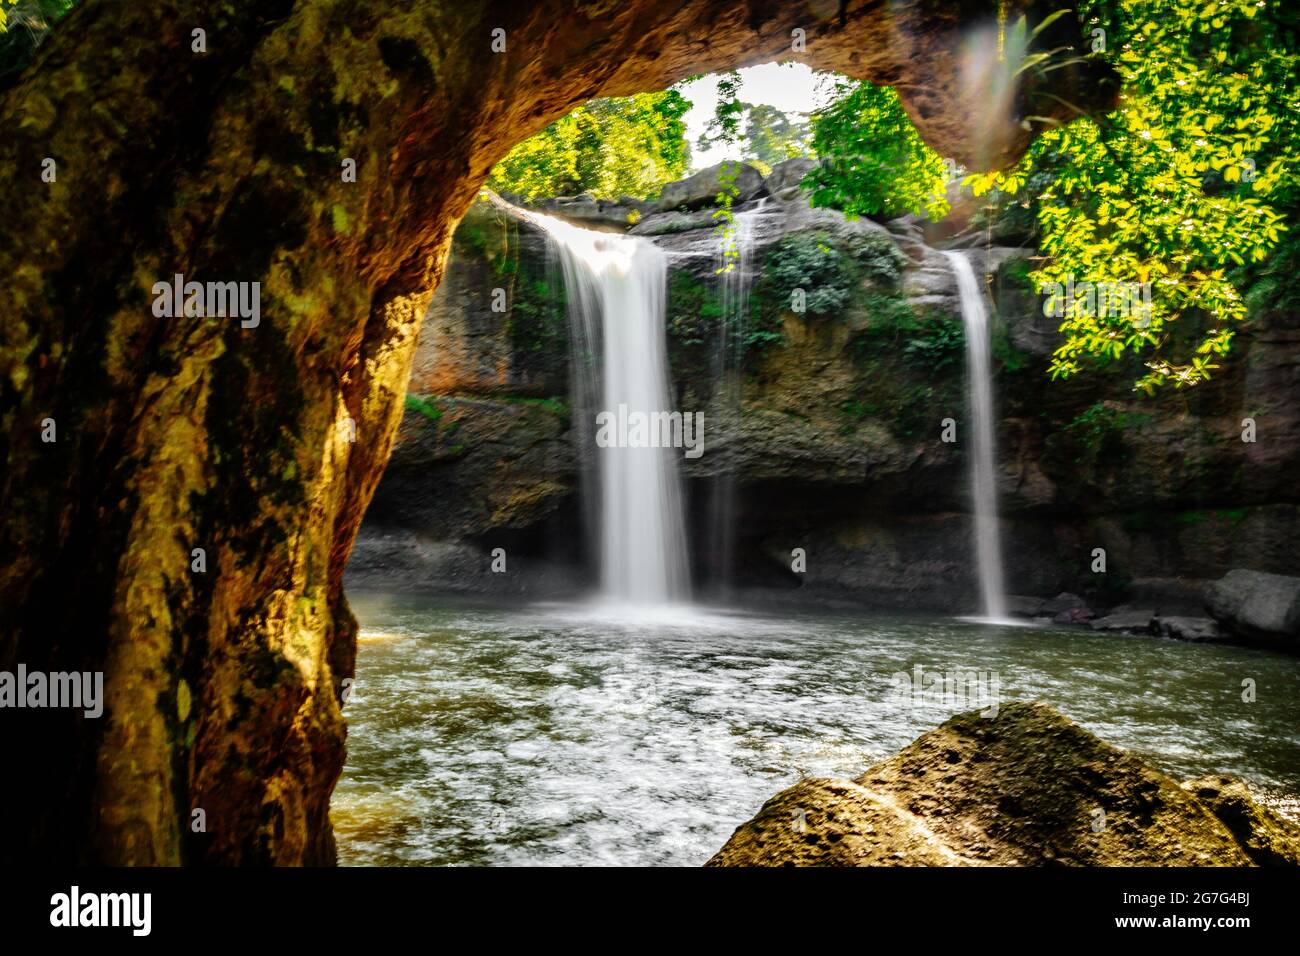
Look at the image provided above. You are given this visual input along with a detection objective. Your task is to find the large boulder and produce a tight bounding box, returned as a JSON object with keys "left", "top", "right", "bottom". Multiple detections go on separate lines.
{"left": 708, "top": 702, "right": 1300, "bottom": 866}
{"left": 764, "top": 157, "right": 818, "bottom": 200}
{"left": 365, "top": 396, "right": 575, "bottom": 542}
{"left": 657, "top": 161, "right": 765, "bottom": 211}
{"left": 1205, "top": 569, "right": 1300, "bottom": 643}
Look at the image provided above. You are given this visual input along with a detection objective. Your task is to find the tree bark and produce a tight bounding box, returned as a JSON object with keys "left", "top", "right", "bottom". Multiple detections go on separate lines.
{"left": 0, "top": 0, "right": 1114, "bottom": 864}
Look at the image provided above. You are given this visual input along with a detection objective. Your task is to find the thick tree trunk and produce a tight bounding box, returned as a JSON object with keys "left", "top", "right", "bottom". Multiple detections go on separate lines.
{"left": 0, "top": 0, "right": 1113, "bottom": 864}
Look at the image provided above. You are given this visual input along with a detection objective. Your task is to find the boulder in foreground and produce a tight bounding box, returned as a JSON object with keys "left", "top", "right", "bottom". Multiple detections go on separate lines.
{"left": 708, "top": 702, "right": 1300, "bottom": 866}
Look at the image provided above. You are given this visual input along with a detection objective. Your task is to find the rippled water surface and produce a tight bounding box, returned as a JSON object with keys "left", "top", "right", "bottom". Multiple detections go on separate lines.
{"left": 332, "top": 592, "right": 1300, "bottom": 866}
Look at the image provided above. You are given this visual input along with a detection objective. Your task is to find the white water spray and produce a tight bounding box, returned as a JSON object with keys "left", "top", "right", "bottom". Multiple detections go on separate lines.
{"left": 943, "top": 250, "right": 1007, "bottom": 620}
{"left": 527, "top": 211, "right": 691, "bottom": 605}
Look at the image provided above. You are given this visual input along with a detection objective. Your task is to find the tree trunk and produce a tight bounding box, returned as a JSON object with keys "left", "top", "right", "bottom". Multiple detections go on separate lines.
{"left": 0, "top": 0, "right": 1114, "bottom": 864}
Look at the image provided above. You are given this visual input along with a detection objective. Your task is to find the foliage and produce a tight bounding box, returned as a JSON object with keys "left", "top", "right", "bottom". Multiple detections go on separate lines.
{"left": 965, "top": 0, "right": 1299, "bottom": 392}
{"left": 737, "top": 103, "right": 812, "bottom": 174}
{"left": 756, "top": 230, "right": 906, "bottom": 317}
{"left": 667, "top": 265, "right": 783, "bottom": 359}
{"left": 845, "top": 231, "right": 910, "bottom": 285}
{"left": 760, "top": 232, "right": 851, "bottom": 314}
{"left": 712, "top": 160, "right": 743, "bottom": 271}
{"left": 688, "top": 74, "right": 748, "bottom": 269}
{"left": 1050, "top": 400, "right": 1153, "bottom": 467}
{"left": 699, "top": 72, "right": 812, "bottom": 266}
{"left": 698, "top": 70, "right": 745, "bottom": 149}
{"left": 851, "top": 298, "right": 964, "bottom": 369}
{"left": 991, "top": 324, "right": 1031, "bottom": 374}
{"left": 404, "top": 394, "right": 443, "bottom": 426}
{"left": 457, "top": 204, "right": 568, "bottom": 367}
{"left": 1242, "top": 211, "right": 1300, "bottom": 316}
{"left": 1173, "top": 507, "right": 1246, "bottom": 526}
{"left": 805, "top": 1, "right": 1299, "bottom": 393}
{"left": 740, "top": 305, "right": 784, "bottom": 353}
{"left": 805, "top": 78, "right": 951, "bottom": 221}
{"left": 487, "top": 90, "right": 691, "bottom": 201}
{"left": 699, "top": 97, "right": 811, "bottom": 175}
{"left": 902, "top": 321, "right": 966, "bottom": 372}
{"left": 742, "top": 229, "right": 911, "bottom": 361}
{"left": 666, "top": 271, "right": 725, "bottom": 348}
{"left": 503, "top": 395, "right": 571, "bottom": 424}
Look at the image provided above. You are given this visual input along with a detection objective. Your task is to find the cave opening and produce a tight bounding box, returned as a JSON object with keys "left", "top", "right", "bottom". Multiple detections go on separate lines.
{"left": 0, "top": 0, "right": 1122, "bottom": 865}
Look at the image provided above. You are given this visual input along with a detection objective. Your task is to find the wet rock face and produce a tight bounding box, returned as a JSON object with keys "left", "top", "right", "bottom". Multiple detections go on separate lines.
{"left": 4, "top": 0, "right": 1109, "bottom": 866}
{"left": 708, "top": 702, "right": 1300, "bottom": 866}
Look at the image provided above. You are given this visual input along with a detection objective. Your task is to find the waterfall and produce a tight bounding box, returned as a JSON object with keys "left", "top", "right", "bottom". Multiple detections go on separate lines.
{"left": 527, "top": 211, "right": 691, "bottom": 605}
{"left": 705, "top": 202, "right": 767, "bottom": 595}
{"left": 943, "top": 250, "right": 1008, "bottom": 620}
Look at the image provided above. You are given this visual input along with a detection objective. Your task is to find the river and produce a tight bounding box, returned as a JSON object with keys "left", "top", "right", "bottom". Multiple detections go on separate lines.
{"left": 332, "top": 591, "right": 1300, "bottom": 865}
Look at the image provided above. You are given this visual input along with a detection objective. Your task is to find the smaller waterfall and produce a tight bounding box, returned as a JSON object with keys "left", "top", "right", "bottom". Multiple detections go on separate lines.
{"left": 943, "top": 250, "right": 1008, "bottom": 621}
{"left": 526, "top": 210, "right": 691, "bottom": 605}
{"left": 705, "top": 202, "right": 768, "bottom": 595}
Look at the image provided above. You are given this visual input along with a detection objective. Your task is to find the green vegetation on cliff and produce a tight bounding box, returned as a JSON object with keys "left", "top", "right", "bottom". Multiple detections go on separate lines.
{"left": 754, "top": 230, "right": 907, "bottom": 317}
{"left": 457, "top": 204, "right": 569, "bottom": 369}
{"left": 404, "top": 394, "right": 443, "bottom": 426}
{"left": 665, "top": 271, "right": 725, "bottom": 349}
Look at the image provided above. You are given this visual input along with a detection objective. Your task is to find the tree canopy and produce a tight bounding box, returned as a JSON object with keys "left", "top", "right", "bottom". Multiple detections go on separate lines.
{"left": 804, "top": 78, "right": 950, "bottom": 221}
{"left": 487, "top": 90, "right": 691, "bottom": 202}
{"left": 697, "top": 97, "right": 812, "bottom": 174}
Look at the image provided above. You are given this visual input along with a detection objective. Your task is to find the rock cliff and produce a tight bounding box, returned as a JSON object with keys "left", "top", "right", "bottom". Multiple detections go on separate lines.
{"left": 353, "top": 161, "right": 1300, "bottom": 621}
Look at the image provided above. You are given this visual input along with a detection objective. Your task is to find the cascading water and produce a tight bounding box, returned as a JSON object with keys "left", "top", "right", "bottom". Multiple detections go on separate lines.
{"left": 526, "top": 210, "right": 691, "bottom": 605}
{"left": 943, "top": 250, "right": 1008, "bottom": 621}
{"left": 705, "top": 202, "right": 767, "bottom": 595}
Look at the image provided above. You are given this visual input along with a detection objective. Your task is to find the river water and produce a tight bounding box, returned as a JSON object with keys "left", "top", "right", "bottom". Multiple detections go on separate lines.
{"left": 332, "top": 591, "right": 1300, "bottom": 866}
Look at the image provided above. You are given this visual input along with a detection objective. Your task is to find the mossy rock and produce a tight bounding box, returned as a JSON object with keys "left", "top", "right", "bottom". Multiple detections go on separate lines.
{"left": 709, "top": 702, "right": 1299, "bottom": 867}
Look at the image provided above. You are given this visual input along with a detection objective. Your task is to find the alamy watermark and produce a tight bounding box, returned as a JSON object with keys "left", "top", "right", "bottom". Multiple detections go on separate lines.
{"left": 1040, "top": 274, "right": 1153, "bottom": 326}
{"left": 50, "top": 886, "right": 150, "bottom": 936}
{"left": 0, "top": 664, "right": 103, "bottom": 718}
{"left": 151, "top": 272, "right": 260, "bottom": 328}
{"left": 595, "top": 404, "right": 704, "bottom": 459}
{"left": 889, "top": 664, "right": 1000, "bottom": 718}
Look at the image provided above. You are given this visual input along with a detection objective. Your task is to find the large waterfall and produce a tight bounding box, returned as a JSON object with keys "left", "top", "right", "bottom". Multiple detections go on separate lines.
{"left": 943, "top": 250, "right": 1008, "bottom": 620}
{"left": 529, "top": 211, "right": 691, "bottom": 605}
